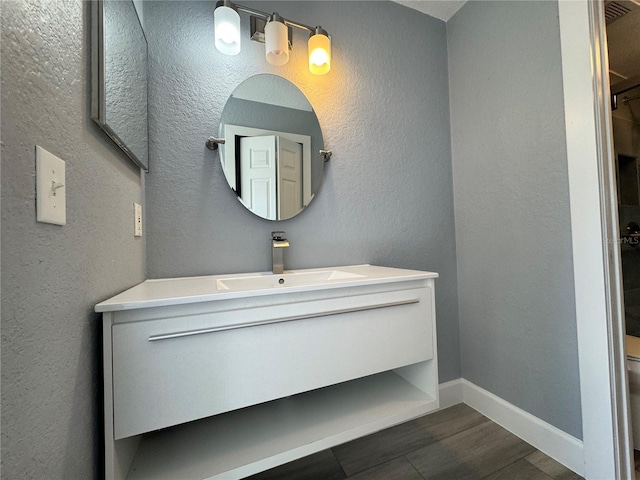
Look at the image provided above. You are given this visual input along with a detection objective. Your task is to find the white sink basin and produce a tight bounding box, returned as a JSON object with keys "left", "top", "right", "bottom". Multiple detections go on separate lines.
{"left": 216, "top": 269, "right": 366, "bottom": 291}
{"left": 95, "top": 265, "right": 439, "bottom": 312}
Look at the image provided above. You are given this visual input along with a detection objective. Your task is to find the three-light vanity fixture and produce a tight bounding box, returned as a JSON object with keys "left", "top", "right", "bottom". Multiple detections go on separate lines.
{"left": 213, "top": 0, "right": 332, "bottom": 75}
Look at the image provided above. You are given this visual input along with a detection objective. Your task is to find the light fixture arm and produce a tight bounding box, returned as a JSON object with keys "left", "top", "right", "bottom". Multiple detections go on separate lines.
{"left": 281, "top": 18, "right": 315, "bottom": 34}
{"left": 217, "top": 0, "right": 316, "bottom": 33}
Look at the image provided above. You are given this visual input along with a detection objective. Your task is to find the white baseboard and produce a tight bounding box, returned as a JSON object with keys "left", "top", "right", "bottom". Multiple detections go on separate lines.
{"left": 439, "top": 379, "right": 584, "bottom": 476}
{"left": 438, "top": 379, "right": 463, "bottom": 409}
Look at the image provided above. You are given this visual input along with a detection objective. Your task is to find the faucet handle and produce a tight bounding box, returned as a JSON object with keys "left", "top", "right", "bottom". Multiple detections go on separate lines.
{"left": 272, "top": 231, "right": 286, "bottom": 240}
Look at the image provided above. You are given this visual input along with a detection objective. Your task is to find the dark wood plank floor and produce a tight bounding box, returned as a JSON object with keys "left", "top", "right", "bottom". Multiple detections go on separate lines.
{"left": 246, "top": 404, "right": 583, "bottom": 480}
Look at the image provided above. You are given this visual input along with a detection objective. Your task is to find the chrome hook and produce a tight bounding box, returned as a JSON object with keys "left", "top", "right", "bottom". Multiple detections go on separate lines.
{"left": 319, "top": 149, "right": 332, "bottom": 162}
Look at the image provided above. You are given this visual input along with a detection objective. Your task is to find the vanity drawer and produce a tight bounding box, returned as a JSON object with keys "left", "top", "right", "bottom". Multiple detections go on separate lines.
{"left": 111, "top": 287, "right": 434, "bottom": 439}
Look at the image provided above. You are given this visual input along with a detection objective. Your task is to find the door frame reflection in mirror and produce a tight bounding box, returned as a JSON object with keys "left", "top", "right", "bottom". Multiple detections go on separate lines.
{"left": 223, "top": 124, "right": 313, "bottom": 219}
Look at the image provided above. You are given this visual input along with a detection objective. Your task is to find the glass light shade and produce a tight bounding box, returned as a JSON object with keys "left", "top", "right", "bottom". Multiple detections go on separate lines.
{"left": 265, "top": 20, "right": 289, "bottom": 66}
{"left": 308, "top": 33, "right": 331, "bottom": 75}
{"left": 214, "top": 6, "right": 241, "bottom": 55}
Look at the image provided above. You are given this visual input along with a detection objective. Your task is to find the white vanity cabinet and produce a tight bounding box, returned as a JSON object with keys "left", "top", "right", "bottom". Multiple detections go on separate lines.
{"left": 97, "top": 265, "right": 439, "bottom": 480}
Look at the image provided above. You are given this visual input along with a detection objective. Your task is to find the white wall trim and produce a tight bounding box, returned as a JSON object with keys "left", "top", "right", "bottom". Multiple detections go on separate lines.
{"left": 439, "top": 379, "right": 584, "bottom": 476}
{"left": 558, "top": 1, "right": 632, "bottom": 478}
{"left": 438, "top": 379, "right": 463, "bottom": 409}
{"left": 461, "top": 380, "right": 584, "bottom": 476}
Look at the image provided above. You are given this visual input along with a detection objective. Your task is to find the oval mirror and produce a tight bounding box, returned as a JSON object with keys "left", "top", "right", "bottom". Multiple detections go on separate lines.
{"left": 219, "top": 74, "right": 324, "bottom": 221}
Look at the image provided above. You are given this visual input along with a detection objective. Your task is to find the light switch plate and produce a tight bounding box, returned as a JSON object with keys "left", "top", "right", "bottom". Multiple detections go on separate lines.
{"left": 36, "top": 146, "right": 66, "bottom": 225}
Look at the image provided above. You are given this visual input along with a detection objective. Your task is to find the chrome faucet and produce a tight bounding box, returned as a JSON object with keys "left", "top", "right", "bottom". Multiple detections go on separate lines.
{"left": 272, "top": 231, "right": 289, "bottom": 274}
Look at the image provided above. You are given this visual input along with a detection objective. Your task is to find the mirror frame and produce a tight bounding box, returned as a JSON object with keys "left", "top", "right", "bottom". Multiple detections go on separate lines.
{"left": 91, "top": 0, "right": 149, "bottom": 171}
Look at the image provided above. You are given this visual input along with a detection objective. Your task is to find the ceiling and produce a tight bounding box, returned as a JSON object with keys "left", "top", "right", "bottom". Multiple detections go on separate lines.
{"left": 391, "top": 0, "right": 467, "bottom": 21}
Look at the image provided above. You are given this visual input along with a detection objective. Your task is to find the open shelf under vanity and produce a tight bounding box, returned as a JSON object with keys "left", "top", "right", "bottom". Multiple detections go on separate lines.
{"left": 127, "top": 370, "right": 436, "bottom": 480}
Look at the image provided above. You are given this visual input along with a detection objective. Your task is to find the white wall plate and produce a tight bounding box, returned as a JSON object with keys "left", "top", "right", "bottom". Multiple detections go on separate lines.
{"left": 36, "top": 146, "right": 66, "bottom": 225}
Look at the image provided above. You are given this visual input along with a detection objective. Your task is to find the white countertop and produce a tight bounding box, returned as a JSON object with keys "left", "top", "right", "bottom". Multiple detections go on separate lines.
{"left": 95, "top": 264, "right": 438, "bottom": 313}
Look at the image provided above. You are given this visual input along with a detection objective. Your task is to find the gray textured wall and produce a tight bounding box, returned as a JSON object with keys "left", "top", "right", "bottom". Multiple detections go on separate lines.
{"left": 1, "top": 1, "right": 145, "bottom": 478}
{"left": 144, "top": 1, "right": 461, "bottom": 382}
{"left": 448, "top": 1, "right": 581, "bottom": 438}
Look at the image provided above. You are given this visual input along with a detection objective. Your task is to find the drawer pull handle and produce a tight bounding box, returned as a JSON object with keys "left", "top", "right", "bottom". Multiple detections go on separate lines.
{"left": 148, "top": 298, "right": 419, "bottom": 342}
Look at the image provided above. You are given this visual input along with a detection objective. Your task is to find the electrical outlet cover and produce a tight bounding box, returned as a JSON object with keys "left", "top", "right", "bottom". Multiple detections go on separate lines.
{"left": 134, "top": 203, "right": 142, "bottom": 237}
{"left": 36, "top": 146, "right": 66, "bottom": 225}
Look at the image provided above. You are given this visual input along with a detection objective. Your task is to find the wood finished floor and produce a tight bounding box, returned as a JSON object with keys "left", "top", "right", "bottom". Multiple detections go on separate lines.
{"left": 245, "top": 404, "right": 583, "bottom": 480}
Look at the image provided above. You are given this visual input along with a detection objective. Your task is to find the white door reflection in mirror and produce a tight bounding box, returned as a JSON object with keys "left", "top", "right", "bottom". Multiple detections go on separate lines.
{"left": 277, "top": 136, "right": 303, "bottom": 219}
{"left": 224, "top": 124, "right": 312, "bottom": 220}
{"left": 239, "top": 135, "right": 303, "bottom": 221}
{"left": 240, "top": 136, "right": 277, "bottom": 220}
